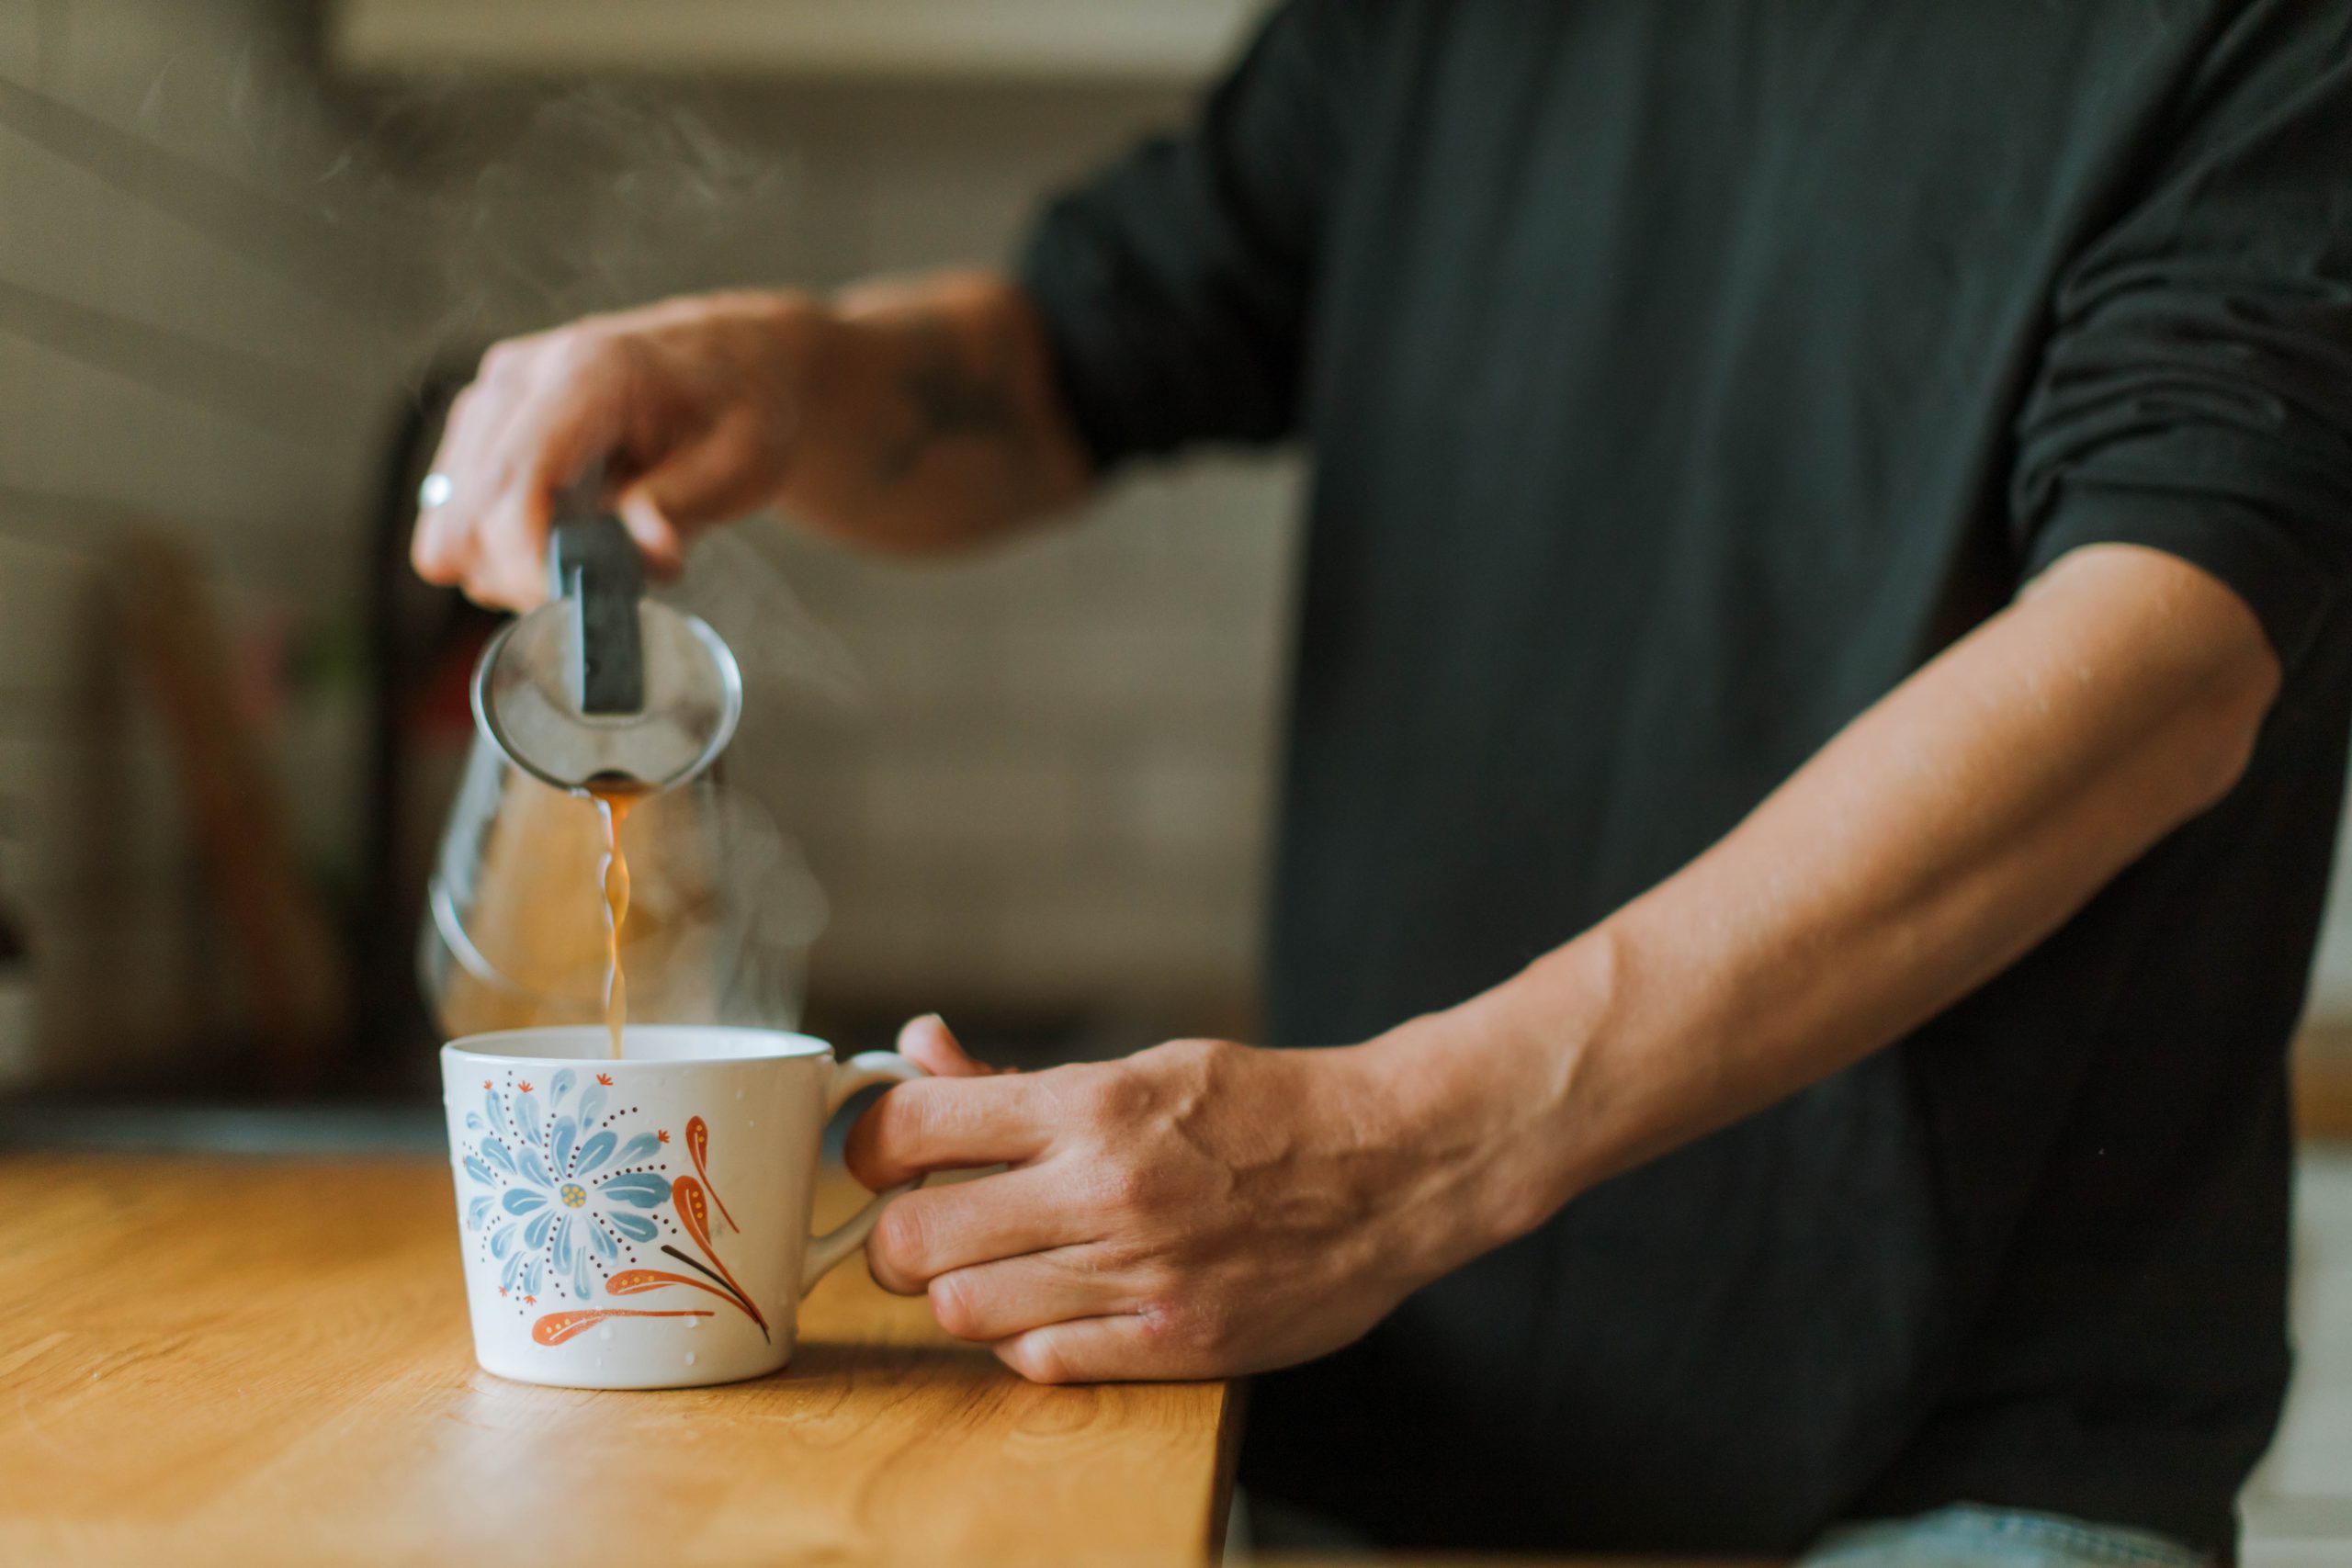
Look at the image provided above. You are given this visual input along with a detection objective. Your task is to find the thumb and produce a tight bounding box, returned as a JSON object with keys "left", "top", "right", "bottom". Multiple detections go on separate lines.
{"left": 616, "top": 410, "right": 778, "bottom": 567}
{"left": 613, "top": 488, "right": 686, "bottom": 580}
{"left": 896, "top": 1014, "right": 1008, "bottom": 1078}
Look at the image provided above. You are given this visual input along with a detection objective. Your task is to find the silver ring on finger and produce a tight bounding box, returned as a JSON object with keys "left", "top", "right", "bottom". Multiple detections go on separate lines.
{"left": 417, "top": 472, "right": 454, "bottom": 510}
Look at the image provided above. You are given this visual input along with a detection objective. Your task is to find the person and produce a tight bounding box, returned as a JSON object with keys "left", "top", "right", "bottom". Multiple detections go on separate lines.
{"left": 411, "top": 3, "right": 2352, "bottom": 1561}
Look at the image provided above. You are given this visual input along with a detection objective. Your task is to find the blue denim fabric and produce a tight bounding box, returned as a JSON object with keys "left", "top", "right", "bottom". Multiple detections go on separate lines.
{"left": 1801, "top": 1505, "right": 2212, "bottom": 1567}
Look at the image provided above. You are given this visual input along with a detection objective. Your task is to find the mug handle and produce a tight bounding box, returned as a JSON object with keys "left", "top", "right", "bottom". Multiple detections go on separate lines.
{"left": 801, "top": 1050, "right": 931, "bottom": 1293}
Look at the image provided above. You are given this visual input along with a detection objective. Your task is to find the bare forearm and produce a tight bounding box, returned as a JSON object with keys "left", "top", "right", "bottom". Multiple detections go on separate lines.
{"left": 413, "top": 272, "right": 1093, "bottom": 607}
{"left": 782, "top": 273, "right": 1093, "bottom": 551}
{"left": 1373, "top": 544, "right": 2282, "bottom": 1255}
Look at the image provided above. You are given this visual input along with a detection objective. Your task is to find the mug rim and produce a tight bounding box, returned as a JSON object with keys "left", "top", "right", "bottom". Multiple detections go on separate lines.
{"left": 442, "top": 1023, "right": 832, "bottom": 1066}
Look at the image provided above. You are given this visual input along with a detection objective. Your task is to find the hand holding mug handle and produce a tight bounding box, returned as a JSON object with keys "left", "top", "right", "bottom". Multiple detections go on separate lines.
{"left": 802, "top": 1051, "right": 931, "bottom": 1292}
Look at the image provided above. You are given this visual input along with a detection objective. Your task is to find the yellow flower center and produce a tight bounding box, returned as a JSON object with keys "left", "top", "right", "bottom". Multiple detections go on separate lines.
{"left": 559, "top": 1182, "right": 587, "bottom": 1209}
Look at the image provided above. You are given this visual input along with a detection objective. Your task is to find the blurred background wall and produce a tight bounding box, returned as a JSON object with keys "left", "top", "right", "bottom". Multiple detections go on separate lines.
{"left": 0, "top": 0, "right": 391, "bottom": 1086}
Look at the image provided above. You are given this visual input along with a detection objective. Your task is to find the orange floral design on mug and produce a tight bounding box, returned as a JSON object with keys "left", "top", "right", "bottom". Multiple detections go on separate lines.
{"left": 457, "top": 1066, "right": 768, "bottom": 1346}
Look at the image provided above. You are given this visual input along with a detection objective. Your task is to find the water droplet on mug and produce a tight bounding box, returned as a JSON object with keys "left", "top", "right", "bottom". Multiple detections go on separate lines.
{"left": 685, "top": 1316, "right": 699, "bottom": 1329}
{"left": 598, "top": 1325, "right": 614, "bottom": 1341}
{"left": 684, "top": 1350, "right": 698, "bottom": 1367}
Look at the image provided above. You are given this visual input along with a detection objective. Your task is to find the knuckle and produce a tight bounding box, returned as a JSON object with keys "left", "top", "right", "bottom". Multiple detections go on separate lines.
{"left": 1132, "top": 1252, "right": 1189, "bottom": 1294}
{"left": 1160, "top": 1036, "right": 1235, "bottom": 1089}
{"left": 764, "top": 288, "right": 820, "bottom": 329}
{"left": 1133, "top": 1300, "right": 1188, "bottom": 1348}
{"left": 1080, "top": 1069, "right": 1148, "bottom": 1129}
{"left": 1002, "top": 1335, "right": 1070, "bottom": 1385}
{"left": 492, "top": 556, "right": 544, "bottom": 606}
{"left": 1192, "top": 1305, "right": 1240, "bottom": 1359}
{"left": 849, "top": 1089, "right": 926, "bottom": 1176}
{"left": 1161, "top": 1036, "right": 1222, "bottom": 1067}
{"left": 459, "top": 565, "right": 499, "bottom": 609}
{"left": 868, "top": 1199, "right": 930, "bottom": 1281}
{"left": 881, "top": 1083, "right": 940, "bottom": 1150}
{"left": 1148, "top": 1295, "right": 1230, "bottom": 1361}
{"left": 1090, "top": 1157, "right": 1158, "bottom": 1217}
{"left": 927, "top": 1273, "right": 985, "bottom": 1341}
{"left": 409, "top": 516, "right": 452, "bottom": 570}
{"left": 839, "top": 1108, "right": 886, "bottom": 1184}
{"left": 872, "top": 1080, "right": 977, "bottom": 1178}
{"left": 441, "top": 381, "right": 484, "bottom": 429}
{"left": 1072, "top": 1235, "right": 1135, "bottom": 1276}
{"left": 477, "top": 338, "right": 531, "bottom": 379}
{"left": 544, "top": 330, "right": 603, "bottom": 376}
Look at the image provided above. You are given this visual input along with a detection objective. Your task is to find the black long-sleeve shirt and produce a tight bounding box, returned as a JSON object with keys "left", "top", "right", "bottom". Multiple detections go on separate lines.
{"left": 1020, "top": 2, "right": 2352, "bottom": 1553}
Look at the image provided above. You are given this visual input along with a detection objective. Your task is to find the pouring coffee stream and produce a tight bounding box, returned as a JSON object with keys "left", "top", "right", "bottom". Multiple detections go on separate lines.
{"left": 469, "top": 491, "right": 743, "bottom": 1057}
{"left": 590, "top": 782, "right": 639, "bottom": 1060}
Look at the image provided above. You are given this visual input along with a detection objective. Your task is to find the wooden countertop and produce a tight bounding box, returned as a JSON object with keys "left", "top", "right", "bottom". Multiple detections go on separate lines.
{"left": 0, "top": 1155, "right": 1238, "bottom": 1567}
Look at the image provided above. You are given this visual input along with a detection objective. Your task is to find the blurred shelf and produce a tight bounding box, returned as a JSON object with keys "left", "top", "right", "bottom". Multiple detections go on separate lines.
{"left": 328, "top": 0, "right": 1270, "bottom": 83}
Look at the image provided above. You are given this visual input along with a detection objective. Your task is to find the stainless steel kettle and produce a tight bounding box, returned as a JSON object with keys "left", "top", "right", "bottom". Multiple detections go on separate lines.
{"left": 418, "top": 497, "right": 818, "bottom": 1038}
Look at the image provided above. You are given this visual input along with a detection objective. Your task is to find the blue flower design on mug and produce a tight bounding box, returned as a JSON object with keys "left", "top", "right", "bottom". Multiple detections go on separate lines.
{"left": 457, "top": 1067, "right": 673, "bottom": 1308}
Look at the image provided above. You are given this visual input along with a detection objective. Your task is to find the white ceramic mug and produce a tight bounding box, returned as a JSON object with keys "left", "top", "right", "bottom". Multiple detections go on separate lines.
{"left": 439, "top": 1024, "right": 926, "bottom": 1390}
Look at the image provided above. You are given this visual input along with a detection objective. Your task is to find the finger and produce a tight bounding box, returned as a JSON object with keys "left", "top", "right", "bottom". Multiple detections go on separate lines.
{"left": 458, "top": 421, "right": 572, "bottom": 611}
{"left": 461, "top": 369, "right": 628, "bottom": 611}
{"left": 894, "top": 1013, "right": 1010, "bottom": 1078}
{"left": 412, "top": 381, "right": 503, "bottom": 584}
{"left": 613, "top": 491, "right": 685, "bottom": 580}
{"left": 993, "top": 1314, "right": 1169, "bottom": 1385}
{"left": 865, "top": 1163, "right": 1089, "bottom": 1293}
{"left": 464, "top": 525, "right": 553, "bottom": 613}
{"left": 623, "top": 411, "right": 776, "bottom": 536}
{"left": 415, "top": 338, "right": 554, "bottom": 588}
{"left": 410, "top": 500, "right": 463, "bottom": 586}
{"left": 924, "top": 1248, "right": 1141, "bottom": 1343}
{"left": 842, "top": 1072, "right": 1046, "bottom": 1190}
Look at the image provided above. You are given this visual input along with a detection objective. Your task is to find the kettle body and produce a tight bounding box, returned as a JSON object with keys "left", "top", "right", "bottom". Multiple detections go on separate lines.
{"left": 419, "top": 511, "right": 821, "bottom": 1041}
{"left": 418, "top": 739, "right": 824, "bottom": 1038}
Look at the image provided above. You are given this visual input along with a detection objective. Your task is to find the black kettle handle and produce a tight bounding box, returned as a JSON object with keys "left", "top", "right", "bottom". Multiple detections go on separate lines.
{"left": 547, "top": 490, "right": 644, "bottom": 716}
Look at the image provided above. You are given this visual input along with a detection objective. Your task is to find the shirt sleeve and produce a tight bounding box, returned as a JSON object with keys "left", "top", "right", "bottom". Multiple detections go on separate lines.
{"left": 1015, "top": 1, "right": 1372, "bottom": 468}
{"left": 2011, "top": 5, "right": 2352, "bottom": 673}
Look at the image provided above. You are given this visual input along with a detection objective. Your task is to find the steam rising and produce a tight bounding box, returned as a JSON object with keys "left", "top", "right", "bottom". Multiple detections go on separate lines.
{"left": 424, "top": 85, "right": 802, "bottom": 340}
{"left": 659, "top": 524, "right": 865, "bottom": 713}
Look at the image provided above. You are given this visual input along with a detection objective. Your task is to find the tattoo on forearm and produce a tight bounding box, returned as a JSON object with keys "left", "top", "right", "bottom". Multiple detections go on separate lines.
{"left": 874, "top": 313, "right": 1022, "bottom": 484}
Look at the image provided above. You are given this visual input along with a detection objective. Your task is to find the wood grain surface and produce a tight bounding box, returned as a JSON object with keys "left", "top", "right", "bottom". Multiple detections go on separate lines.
{"left": 0, "top": 1155, "right": 1236, "bottom": 1567}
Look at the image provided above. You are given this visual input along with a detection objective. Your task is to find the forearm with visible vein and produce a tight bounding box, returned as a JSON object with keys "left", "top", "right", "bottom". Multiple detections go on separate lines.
{"left": 1368, "top": 543, "right": 2286, "bottom": 1258}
